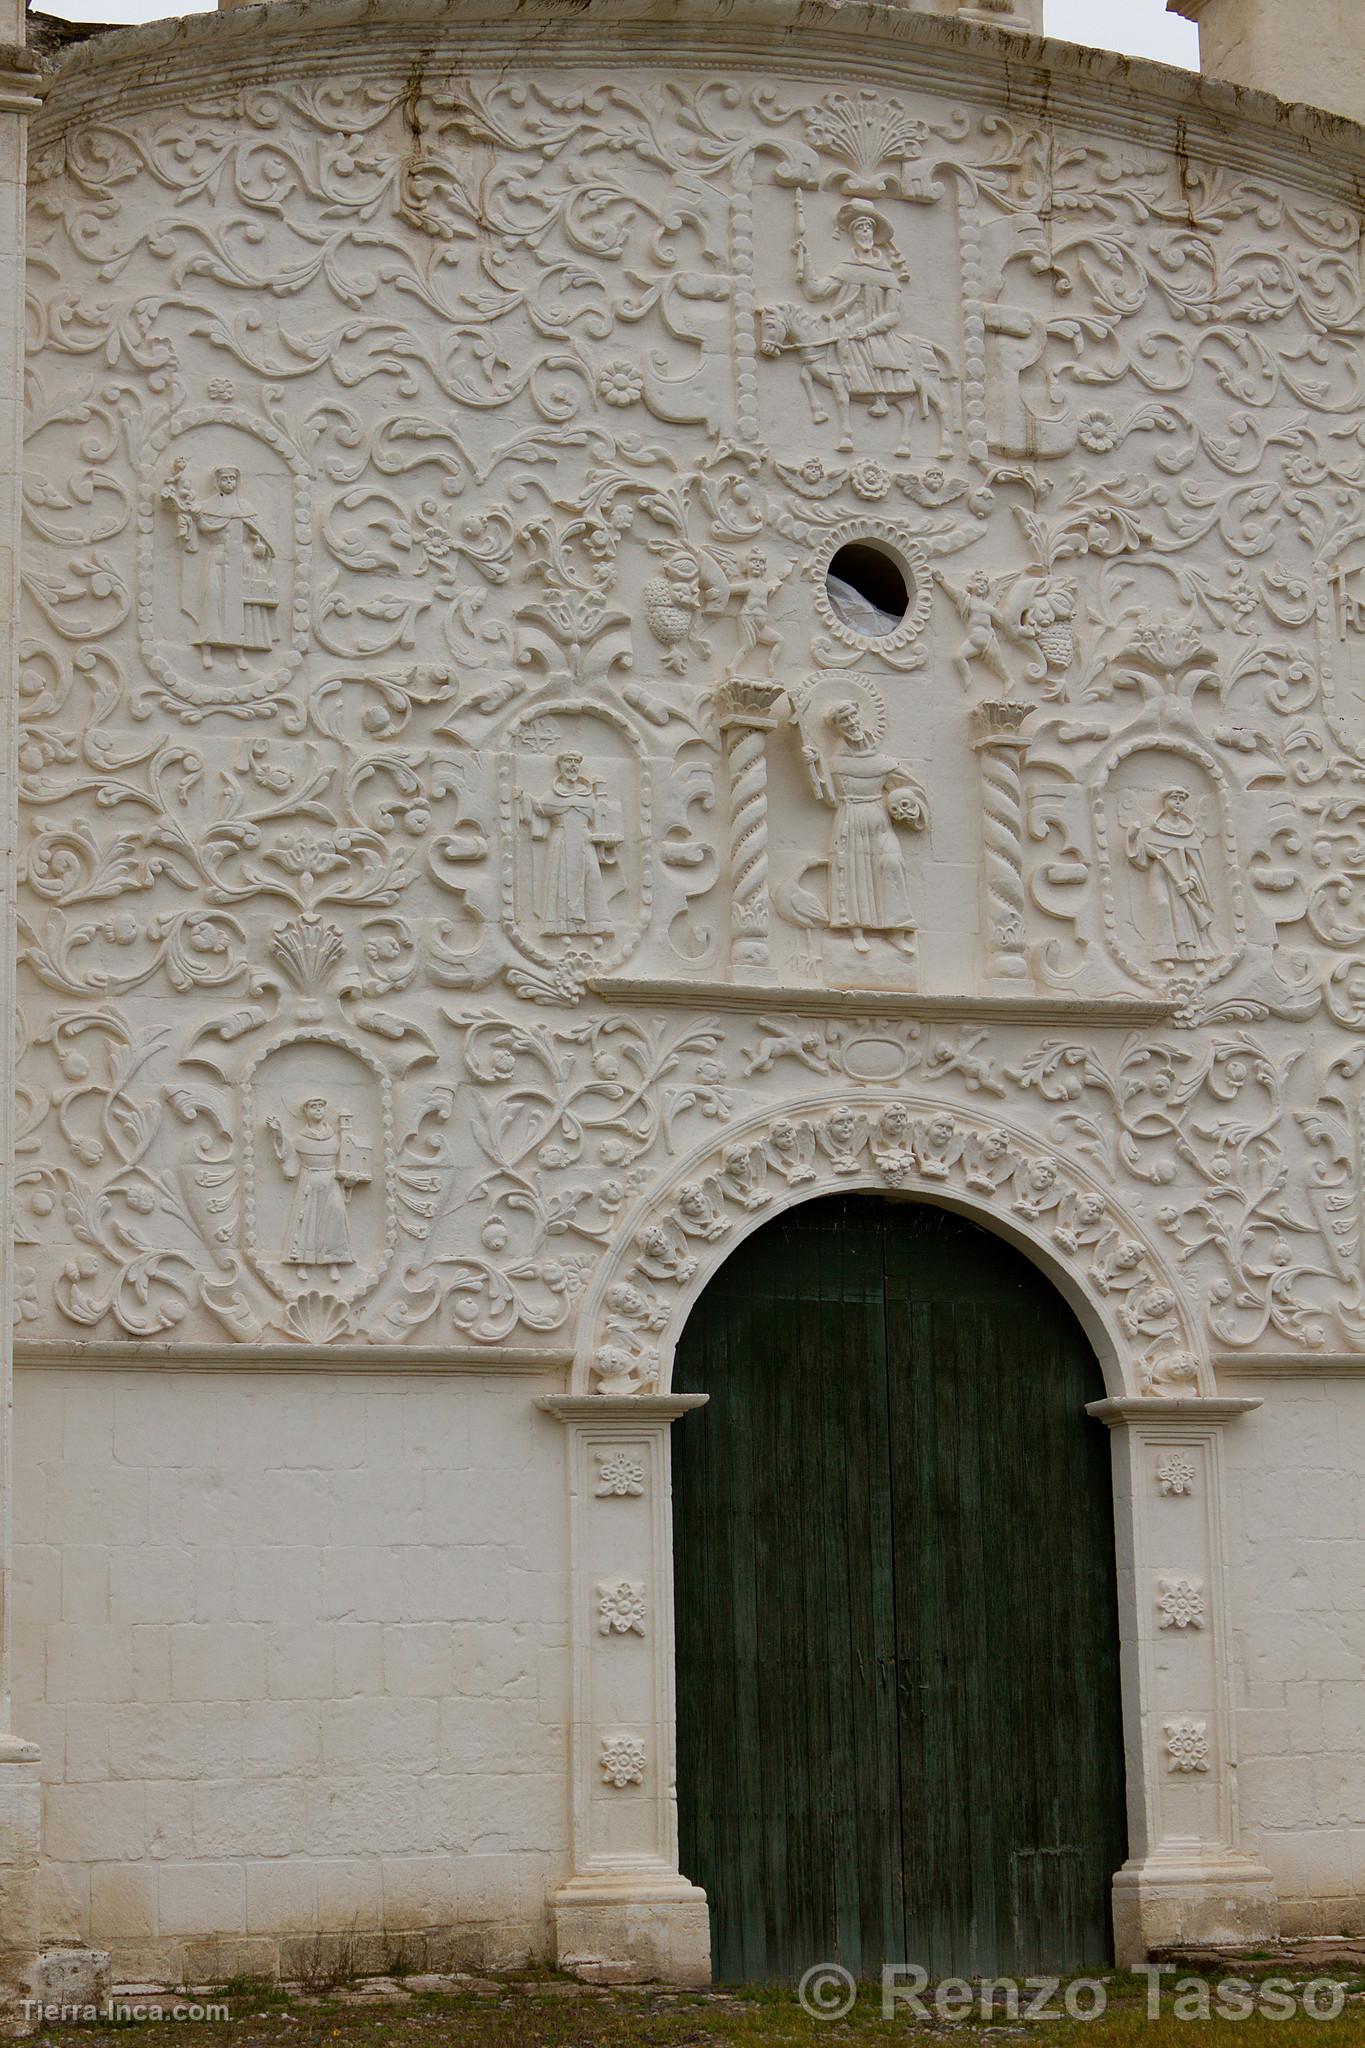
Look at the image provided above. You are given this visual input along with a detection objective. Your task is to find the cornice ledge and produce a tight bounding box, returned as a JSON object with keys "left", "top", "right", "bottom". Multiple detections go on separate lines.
{"left": 15, "top": 1337, "right": 572, "bottom": 1373}
{"left": 0, "top": 45, "right": 47, "bottom": 110}
{"left": 538, "top": 1393, "right": 709, "bottom": 1421}
{"left": 589, "top": 975, "right": 1174, "bottom": 1025}
{"left": 1214, "top": 1350, "right": 1365, "bottom": 1375}
{"left": 1087, "top": 1396, "right": 1262, "bottom": 1424}
{"left": 30, "top": 0, "right": 1365, "bottom": 193}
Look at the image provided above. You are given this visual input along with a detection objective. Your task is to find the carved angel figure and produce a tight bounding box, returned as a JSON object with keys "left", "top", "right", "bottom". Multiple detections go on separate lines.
{"left": 165, "top": 461, "right": 278, "bottom": 670}
{"left": 804, "top": 698, "right": 927, "bottom": 954}
{"left": 729, "top": 551, "right": 793, "bottom": 676}
{"left": 872, "top": 1103, "right": 916, "bottom": 1184}
{"left": 912, "top": 1113, "right": 963, "bottom": 1182}
{"left": 524, "top": 750, "right": 622, "bottom": 939}
{"left": 766, "top": 1117, "right": 818, "bottom": 1186}
{"left": 818, "top": 1105, "right": 869, "bottom": 1174}
{"left": 1123, "top": 786, "right": 1219, "bottom": 965}
{"left": 961, "top": 1126, "right": 1017, "bottom": 1194}
{"left": 934, "top": 565, "right": 1014, "bottom": 692}
{"left": 267, "top": 1096, "right": 370, "bottom": 1278}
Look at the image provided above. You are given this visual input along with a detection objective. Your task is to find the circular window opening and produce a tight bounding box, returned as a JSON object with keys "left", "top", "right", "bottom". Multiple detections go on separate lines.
{"left": 825, "top": 540, "right": 911, "bottom": 639}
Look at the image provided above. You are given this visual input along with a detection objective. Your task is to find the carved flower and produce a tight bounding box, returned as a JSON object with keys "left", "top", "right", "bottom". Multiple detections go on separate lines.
{"left": 1158, "top": 1451, "right": 1197, "bottom": 1497}
{"left": 1078, "top": 408, "right": 1120, "bottom": 454}
{"left": 14, "top": 1264, "right": 39, "bottom": 1322}
{"left": 1164, "top": 1718, "right": 1210, "bottom": 1774}
{"left": 481, "top": 1220, "right": 509, "bottom": 1252}
{"left": 597, "top": 360, "right": 643, "bottom": 407}
{"left": 849, "top": 458, "right": 891, "bottom": 501}
{"left": 206, "top": 377, "right": 236, "bottom": 403}
{"left": 268, "top": 834, "right": 351, "bottom": 881}
{"left": 416, "top": 525, "right": 455, "bottom": 563}
{"left": 600, "top": 1736, "right": 646, "bottom": 1788}
{"left": 186, "top": 918, "right": 228, "bottom": 955}
{"left": 100, "top": 914, "right": 139, "bottom": 946}
{"left": 124, "top": 1184, "right": 156, "bottom": 1215}
{"left": 1157, "top": 1577, "right": 1206, "bottom": 1630}
{"left": 540, "top": 1257, "right": 588, "bottom": 1296}
{"left": 597, "top": 1580, "right": 647, "bottom": 1636}
{"left": 596, "top": 1451, "right": 645, "bottom": 1499}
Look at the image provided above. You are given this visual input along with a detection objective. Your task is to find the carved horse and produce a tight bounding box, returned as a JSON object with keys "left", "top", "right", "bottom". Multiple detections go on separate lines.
{"left": 758, "top": 302, "right": 955, "bottom": 458}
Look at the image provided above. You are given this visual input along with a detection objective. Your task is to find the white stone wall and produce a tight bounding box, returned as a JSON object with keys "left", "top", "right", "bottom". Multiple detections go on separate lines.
{"left": 1223, "top": 1378, "right": 1365, "bottom": 1935}
{"left": 10, "top": 0, "right": 1365, "bottom": 1974}
{"left": 12, "top": 1369, "right": 569, "bottom": 1975}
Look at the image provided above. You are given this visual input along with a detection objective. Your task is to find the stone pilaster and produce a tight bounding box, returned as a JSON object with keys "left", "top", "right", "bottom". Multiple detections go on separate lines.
{"left": 539, "top": 1396, "right": 711, "bottom": 1986}
{"left": 1089, "top": 1398, "right": 1279, "bottom": 1961}
{"left": 0, "top": 0, "right": 44, "bottom": 2012}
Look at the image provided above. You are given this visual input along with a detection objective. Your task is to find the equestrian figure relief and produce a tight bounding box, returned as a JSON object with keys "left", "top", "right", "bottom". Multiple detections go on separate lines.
{"left": 760, "top": 198, "right": 954, "bottom": 458}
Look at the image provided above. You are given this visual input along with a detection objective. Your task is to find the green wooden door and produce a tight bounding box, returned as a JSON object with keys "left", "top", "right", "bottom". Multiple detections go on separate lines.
{"left": 672, "top": 1195, "right": 1127, "bottom": 1985}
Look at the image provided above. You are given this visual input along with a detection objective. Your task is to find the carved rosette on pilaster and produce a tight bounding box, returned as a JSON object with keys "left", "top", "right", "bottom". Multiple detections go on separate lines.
{"left": 1090, "top": 1397, "right": 1279, "bottom": 1961}
{"left": 718, "top": 679, "right": 785, "bottom": 977}
{"left": 539, "top": 1395, "right": 712, "bottom": 1986}
{"left": 972, "top": 698, "right": 1033, "bottom": 985}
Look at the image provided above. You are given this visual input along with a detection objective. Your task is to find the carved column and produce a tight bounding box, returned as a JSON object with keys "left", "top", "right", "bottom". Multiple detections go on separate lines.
{"left": 0, "top": 4, "right": 43, "bottom": 2005}
{"left": 1089, "top": 1397, "right": 1279, "bottom": 1961}
{"left": 972, "top": 697, "right": 1032, "bottom": 985}
{"left": 539, "top": 1395, "right": 711, "bottom": 1985}
{"left": 718, "top": 679, "right": 783, "bottom": 979}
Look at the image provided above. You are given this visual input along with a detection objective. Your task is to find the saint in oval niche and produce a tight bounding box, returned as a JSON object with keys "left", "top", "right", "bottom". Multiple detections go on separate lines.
{"left": 267, "top": 1097, "right": 373, "bottom": 1282}
{"left": 162, "top": 454, "right": 281, "bottom": 670}
{"left": 1121, "top": 784, "right": 1220, "bottom": 967}
{"left": 248, "top": 1043, "right": 382, "bottom": 1296}
{"left": 516, "top": 734, "right": 630, "bottom": 948}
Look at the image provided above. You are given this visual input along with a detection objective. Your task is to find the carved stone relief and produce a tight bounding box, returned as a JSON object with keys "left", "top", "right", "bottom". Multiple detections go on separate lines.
{"left": 14, "top": 25, "right": 1365, "bottom": 1386}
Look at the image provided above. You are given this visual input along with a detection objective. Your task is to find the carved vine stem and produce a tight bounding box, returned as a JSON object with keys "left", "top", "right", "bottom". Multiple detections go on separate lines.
{"left": 972, "top": 699, "right": 1032, "bottom": 983}
{"left": 718, "top": 679, "right": 784, "bottom": 975}
{"left": 731, "top": 150, "right": 760, "bottom": 445}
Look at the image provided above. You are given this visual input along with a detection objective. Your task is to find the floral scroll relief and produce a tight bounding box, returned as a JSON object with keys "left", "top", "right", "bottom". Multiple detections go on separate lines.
{"left": 17, "top": 51, "right": 1365, "bottom": 1371}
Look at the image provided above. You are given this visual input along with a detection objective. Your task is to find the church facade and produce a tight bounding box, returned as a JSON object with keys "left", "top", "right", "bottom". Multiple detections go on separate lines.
{"left": 1, "top": 0, "right": 1364, "bottom": 1997}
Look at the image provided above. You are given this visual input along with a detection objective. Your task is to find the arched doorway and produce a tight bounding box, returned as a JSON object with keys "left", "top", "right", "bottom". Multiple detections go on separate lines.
{"left": 672, "top": 1194, "right": 1128, "bottom": 1985}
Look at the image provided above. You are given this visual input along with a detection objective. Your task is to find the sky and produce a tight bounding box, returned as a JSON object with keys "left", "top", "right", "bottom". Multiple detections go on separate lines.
{"left": 34, "top": 0, "right": 1203, "bottom": 65}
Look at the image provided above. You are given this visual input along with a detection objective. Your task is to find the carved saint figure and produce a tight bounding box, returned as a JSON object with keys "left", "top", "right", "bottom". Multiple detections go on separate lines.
{"left": 804, "top": 698, "right": 927, "bottom": 954}
{"left": 524, "top": 750, "right": 623, "bottom": 939}
{"left": 1123, "top": 785, "right": 1219, "bottom": 964}
{"left": 760, "top": 200, "right": 953, "bottom": 457}
{"left": 267, "top": 1097, "right": 370, "bottom": 1278}
{"left": 164, "top": 460, "right": 278, "bottom": 669}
